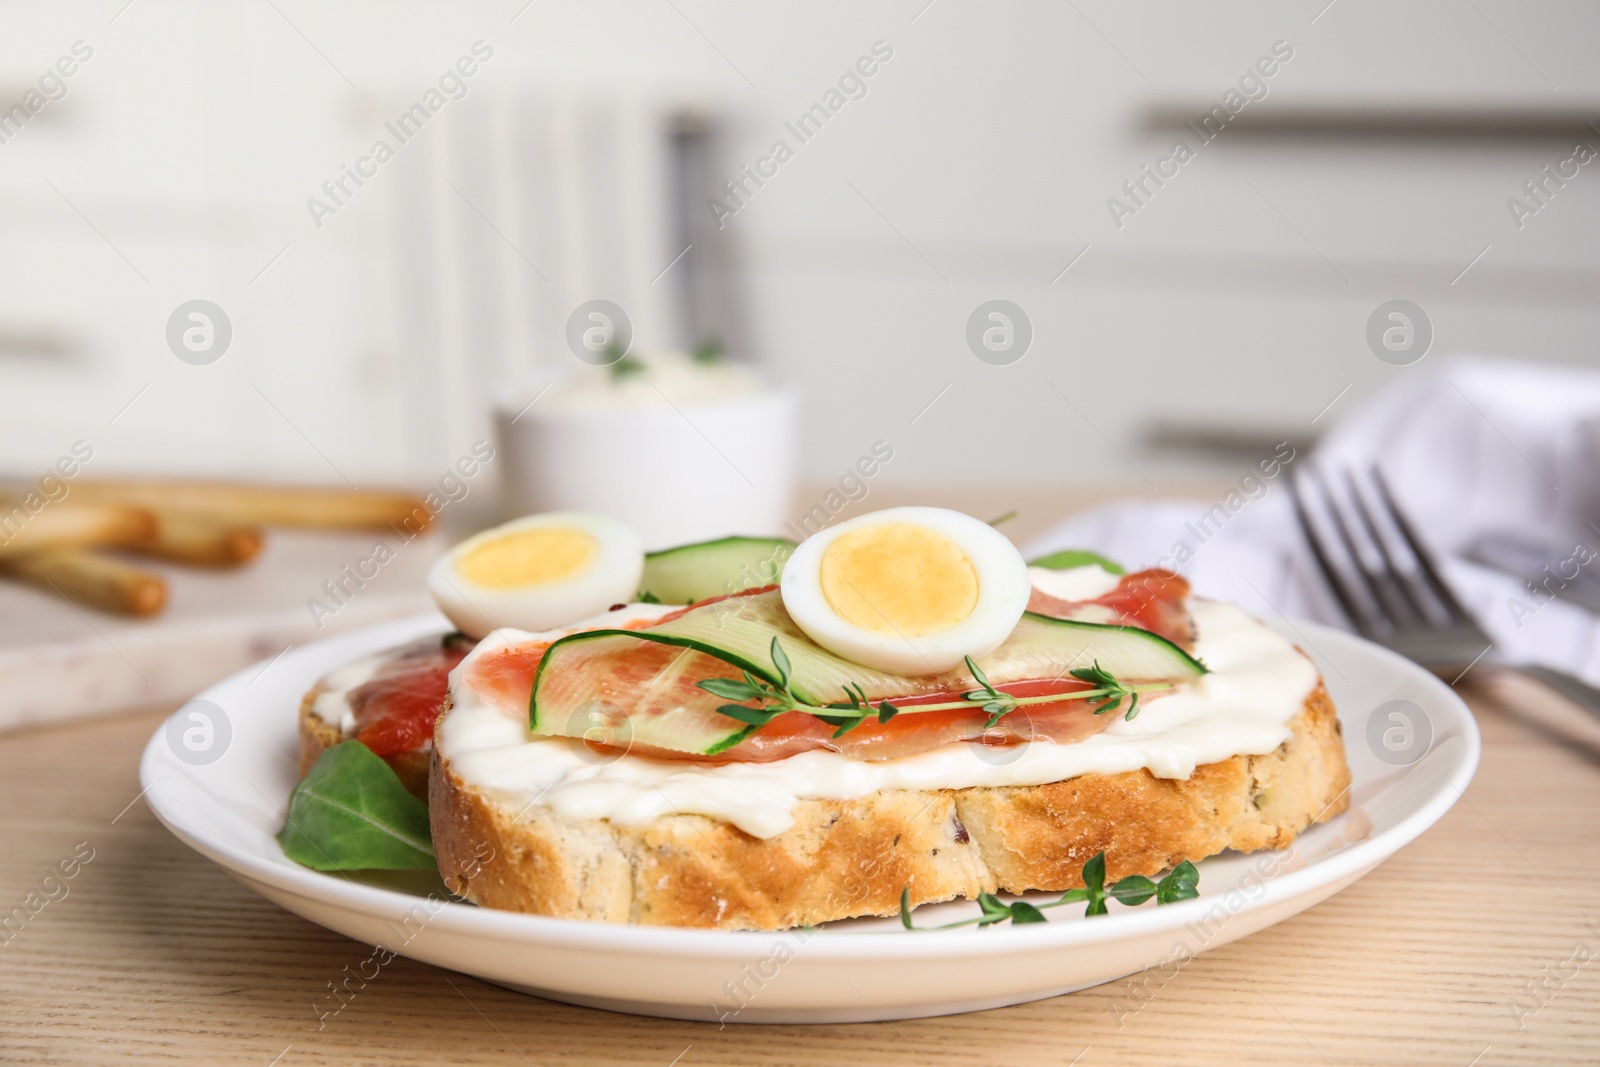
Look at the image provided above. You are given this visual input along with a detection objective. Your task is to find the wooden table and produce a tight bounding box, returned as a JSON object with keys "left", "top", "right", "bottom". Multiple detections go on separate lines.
{"left": 4, "top": 489, "right": 1600, "bottom": 1065}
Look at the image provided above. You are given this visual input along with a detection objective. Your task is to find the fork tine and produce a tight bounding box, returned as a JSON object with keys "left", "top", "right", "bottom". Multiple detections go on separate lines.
{"left": 1290, "top": 466, "right": 1383, "bottom": 636}
{"left": 1340, "top": 470, "right": 1441, "bottom": 628}
{"left": 1369, "top": 468, "right": 1484, "bottom": 632}
{"left": 1347, "top": 470, "right": 1458, "bottom": 628}
{"left": 1322, "top": 468, "right": 1427, "bottom": 631}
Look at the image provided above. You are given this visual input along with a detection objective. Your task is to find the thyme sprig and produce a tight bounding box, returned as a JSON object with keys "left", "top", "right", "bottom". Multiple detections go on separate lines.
{"left": 695, "top": 637, "right": 898, "bottom": 737}
{"left": 899, "top": 852, "right": 1200, "bottom": 930}
{"left": 694, "top": 639, "right": 1167, "bottom": 737}
{"left": 963, "top": 656, "right": 1016, "bottom": 727}
{"left": 1070, "top": 661, "right": 1143, "bottom": 721}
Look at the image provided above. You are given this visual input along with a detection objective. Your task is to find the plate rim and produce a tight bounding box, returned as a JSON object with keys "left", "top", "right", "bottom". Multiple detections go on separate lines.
{"left": 140, "top": 612, "right": 1480, "bottom": 961}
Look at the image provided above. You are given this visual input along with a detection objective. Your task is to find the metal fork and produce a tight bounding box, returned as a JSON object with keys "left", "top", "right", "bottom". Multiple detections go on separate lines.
{"left": 1291, "top": 464, "right": 1600, "bottom": 719}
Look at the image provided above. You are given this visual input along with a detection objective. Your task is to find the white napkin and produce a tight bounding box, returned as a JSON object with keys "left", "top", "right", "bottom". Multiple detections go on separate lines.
{"left": 1025, "top": 356, "right": 1600, "bottom": 686}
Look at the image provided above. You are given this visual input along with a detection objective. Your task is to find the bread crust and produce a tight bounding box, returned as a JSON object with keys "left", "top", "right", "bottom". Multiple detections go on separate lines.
{"left": 297, "top": 687, "right": 431, "bottom": 800}
{"left": 430, "top": 683, "right": 1350, "bottom": 931}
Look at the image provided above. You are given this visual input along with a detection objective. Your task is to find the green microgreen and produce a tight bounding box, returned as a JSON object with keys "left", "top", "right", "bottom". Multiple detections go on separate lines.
{"left": 693, "top": 338, "right": 725, "bottom": 364}
{"left": 899, "top": 852, "right": 1200, "bottom": 930}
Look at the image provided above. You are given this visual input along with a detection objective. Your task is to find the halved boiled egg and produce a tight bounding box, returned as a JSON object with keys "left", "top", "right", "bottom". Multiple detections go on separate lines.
{"left": 779, "top": 506, "right": 1031, "bottom": 675}
{"left": 427, "top": 512, "right": 644, "bottom": 638}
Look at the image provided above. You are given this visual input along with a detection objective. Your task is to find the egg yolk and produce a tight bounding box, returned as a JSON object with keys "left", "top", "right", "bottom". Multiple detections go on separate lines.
{"left": 455, "top": 527, "right": 597, "bottom": 589}
{"left": 819, "top": 523, "right": 978, "bottom": 637}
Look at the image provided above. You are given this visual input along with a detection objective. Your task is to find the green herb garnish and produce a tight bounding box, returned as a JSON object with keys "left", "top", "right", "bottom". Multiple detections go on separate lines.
{"left": 277, "top": 742, "right": 434, "bottom": 871}
{"left": 693, "top": 338, "right": 724, "bottom": 364}
{"left": 962, "top": 655, "right": 1016, "bottom": 727}
{"left": 1069, "top": 660, "right": 1142, "bottom": 721}
{"left": 637, "top": 590, "right": 662, "bottom": 605}
{"left": 899, "top": 851, "right": 1199, "bottom": 930}
{"left": 694, "top": 641, "right": 1168, "bottom": 735}
{"left": 816, "top": 681, "right": 899, "bottom": 738}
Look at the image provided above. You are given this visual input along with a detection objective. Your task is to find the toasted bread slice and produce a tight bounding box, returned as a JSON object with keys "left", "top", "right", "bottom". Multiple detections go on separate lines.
{"left": 297, "top": 687, "right": 431, "bottom": 800}
{"left": 429, "top": 683, "right": 1350, "bottom": 931}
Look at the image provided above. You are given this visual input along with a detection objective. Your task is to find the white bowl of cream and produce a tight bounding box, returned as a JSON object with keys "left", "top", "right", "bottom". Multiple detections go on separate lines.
{"left": 498, "top": 352, "right": 797, "bottom": 550}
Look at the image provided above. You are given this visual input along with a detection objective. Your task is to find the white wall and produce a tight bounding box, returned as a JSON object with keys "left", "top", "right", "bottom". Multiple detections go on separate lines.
{"left": 0, "top": 0, "right": 1595, "bottom": 491}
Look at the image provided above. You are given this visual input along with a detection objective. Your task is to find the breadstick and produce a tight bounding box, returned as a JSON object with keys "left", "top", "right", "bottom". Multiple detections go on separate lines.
{"left": 0, "top": 502, "right": 157, "bottom": 559}
{"left": 0, "top": 548, "right": 167, "bottom": 616}
{"left": 67, "top": 480, "right": 432, "bottom": 532}
{"left": 121, "top": 509, "right": 265, "bottom": 568}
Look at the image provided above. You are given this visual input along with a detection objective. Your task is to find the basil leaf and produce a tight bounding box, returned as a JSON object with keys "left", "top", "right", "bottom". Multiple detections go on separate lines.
{"left": 1027, "top": 549, "right": 1126, "bottom": 575}
{"left": 277, "top": 742, "right": 434, "bottom": 871}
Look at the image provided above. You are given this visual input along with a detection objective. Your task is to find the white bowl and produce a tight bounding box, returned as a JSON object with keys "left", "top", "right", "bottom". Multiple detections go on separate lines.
{"left": 497, "top": 389, "right": 797, "bottom": 551}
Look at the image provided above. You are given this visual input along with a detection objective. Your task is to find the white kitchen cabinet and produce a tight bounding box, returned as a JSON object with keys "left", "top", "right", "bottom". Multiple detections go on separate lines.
{"left": 0, "top": 0, "right": 1593, "bottom": 490}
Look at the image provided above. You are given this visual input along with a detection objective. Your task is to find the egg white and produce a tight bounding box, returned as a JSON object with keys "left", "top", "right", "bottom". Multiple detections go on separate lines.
{"left": 427, "top": 512, "right": 644, "bottom": 638}
{"left": 779, "top": 506, "right": 1031, "bottom": 675}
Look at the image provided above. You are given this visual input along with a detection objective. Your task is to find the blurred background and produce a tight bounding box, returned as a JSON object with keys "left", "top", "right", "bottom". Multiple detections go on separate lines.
{"left": 2, "top": 0, "right": 1596, "bottom": 490}
{"left": 2, "top": 0, "right": 1598, "bottom": 724}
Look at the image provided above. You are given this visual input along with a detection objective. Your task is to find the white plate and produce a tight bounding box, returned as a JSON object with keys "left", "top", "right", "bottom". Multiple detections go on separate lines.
{"left": 141, "top": 613, "right": 1478, "bottom": 1024}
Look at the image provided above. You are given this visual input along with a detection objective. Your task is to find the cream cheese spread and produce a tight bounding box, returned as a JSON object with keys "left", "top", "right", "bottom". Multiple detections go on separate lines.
{"left": 308, "top": 652, "right": 385, "bottom": 735}
{"left": 1026, "top": 563, "right": 1123, "bottom": 602}
{"left": 437, "top": 598, "right": 1320, "bottom": 839}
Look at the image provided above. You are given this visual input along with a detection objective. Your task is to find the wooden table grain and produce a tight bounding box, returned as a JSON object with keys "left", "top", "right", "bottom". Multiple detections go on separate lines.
{"left": 3, "top": 494, "right": 1600, "bottom": 1065}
